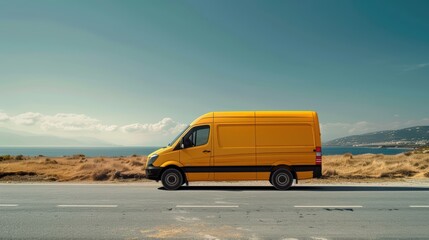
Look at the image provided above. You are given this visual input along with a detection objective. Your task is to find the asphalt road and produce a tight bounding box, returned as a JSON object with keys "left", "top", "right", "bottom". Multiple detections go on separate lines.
{"left": 1, "top": 183, "right": 429, "bottom": 239}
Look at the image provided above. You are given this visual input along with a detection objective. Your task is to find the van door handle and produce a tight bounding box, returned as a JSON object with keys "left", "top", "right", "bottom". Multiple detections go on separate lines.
{"left": 203, "top": 150, "right": 211, "bottom": 153}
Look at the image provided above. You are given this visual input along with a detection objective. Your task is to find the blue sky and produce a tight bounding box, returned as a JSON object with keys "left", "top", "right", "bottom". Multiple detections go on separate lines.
{"left": 1, "top": 0, "right": 428, "bottom": 145}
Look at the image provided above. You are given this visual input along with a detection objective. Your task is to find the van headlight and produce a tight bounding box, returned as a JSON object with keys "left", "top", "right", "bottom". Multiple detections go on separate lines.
{"left": 147, "top": 154, "right": 159, "bottom": 166}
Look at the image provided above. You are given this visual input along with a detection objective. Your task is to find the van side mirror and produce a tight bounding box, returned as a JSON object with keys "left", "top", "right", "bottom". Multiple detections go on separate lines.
{"left": 180, "top": 138, "right": 185, "bottom": 149}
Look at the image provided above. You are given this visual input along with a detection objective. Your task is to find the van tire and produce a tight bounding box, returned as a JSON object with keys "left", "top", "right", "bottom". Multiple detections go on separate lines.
{"left": 161, "top": 168, "right": 183, "bottom": 190}
{"left": 271, "top": 169, "right": 293, "bottom": 190}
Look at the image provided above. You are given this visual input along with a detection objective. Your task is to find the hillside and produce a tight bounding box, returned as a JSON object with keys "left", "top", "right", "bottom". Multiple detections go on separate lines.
{"left": 325, "top": 126, "right": 429, "bottom": 147}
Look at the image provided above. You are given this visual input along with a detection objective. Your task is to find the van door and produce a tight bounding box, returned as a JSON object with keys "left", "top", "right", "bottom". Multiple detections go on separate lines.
{"left": 255, "top": 118, "right": 316, "bottom": 180}
{"left": 179, "top": 125, "right": 212, "bottom": 181}
{"left": 213, "top": 118, "right": 256, "bottom": 180}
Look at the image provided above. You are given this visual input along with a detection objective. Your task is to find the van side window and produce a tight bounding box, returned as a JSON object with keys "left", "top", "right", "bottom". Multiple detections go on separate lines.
{"left": 183, "top": 126, "right": 210, "bottom": 148}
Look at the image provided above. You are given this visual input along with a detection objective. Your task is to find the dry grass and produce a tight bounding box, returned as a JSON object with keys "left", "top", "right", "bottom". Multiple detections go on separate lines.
{"left": 1, "top": 153, "right": 429, "bottom": 182}
{"left": 322, "top": 152, "right": 429, "bottom": 179}
{"left": 0, "top": 155, "right": 147, "bottom": 182}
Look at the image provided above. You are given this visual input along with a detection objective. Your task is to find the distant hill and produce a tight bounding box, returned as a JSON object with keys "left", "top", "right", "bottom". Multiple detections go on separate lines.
{"left": 325, "top": 126, "right": 429, "bottom": 147}
{"left": 0, "top": 128, "right": 117, "bottom": 147}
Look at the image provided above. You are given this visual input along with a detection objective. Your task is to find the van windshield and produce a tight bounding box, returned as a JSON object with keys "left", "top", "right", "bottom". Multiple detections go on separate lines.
{"left": 168, "top": 125, "right": 189, "bottom": 146}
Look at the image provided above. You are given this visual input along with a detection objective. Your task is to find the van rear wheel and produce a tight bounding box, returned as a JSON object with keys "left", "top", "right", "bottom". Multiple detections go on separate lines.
{"left": 161, "top": 168, "right": 183, "bottom": 190}
{"left": 271, "top": 169, "right": 293, "bottom": 190}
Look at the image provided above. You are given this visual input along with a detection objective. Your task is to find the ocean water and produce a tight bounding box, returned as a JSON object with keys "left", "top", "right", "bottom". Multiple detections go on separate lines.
{"left": 322, "top": 146, "right": 411, "bottom": 155}
{"left": 0, "top": 147, "right": 160, "bottom": 157}
{"left": 0, "top": 146, "right": 411, "bottom": 157}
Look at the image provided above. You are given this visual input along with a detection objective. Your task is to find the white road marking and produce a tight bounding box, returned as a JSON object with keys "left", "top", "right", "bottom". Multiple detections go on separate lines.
{"left": 175, "top": 216, "right": 200, "bottom": 223}
{"left": 0, "top": 204, "right": 18, "bottom": 207}
{"left": 294, "top": 205, "right": 363, "bottom": 208}
{"left": 409, "top": 205, "right": 429, "bottom": 208}
{"left": 176, "top": 205, "right": 239, "bottom": 208}
{"left": 57, "top": 204, "right": 118, "bottom": 208}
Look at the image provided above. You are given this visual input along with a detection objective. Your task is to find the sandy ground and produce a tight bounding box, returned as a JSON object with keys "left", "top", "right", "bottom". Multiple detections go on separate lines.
{"left": 1, "top": 152, "right": 429, "bottom": 183}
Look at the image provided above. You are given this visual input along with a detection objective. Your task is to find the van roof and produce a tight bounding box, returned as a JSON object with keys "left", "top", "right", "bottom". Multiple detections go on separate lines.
{"left": 190, "top": 111, "right": 316, "bottom": 125}
{"left": 214, "top": 111, "right": 315, "bottom": 118}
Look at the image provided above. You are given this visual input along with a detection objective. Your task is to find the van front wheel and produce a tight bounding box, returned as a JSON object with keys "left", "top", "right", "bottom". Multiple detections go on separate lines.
{"left": 161, "top": 168, "right": 183, "bottom": 190}
{"left": 271, "top": 169, "right": 293, "bottom": 190}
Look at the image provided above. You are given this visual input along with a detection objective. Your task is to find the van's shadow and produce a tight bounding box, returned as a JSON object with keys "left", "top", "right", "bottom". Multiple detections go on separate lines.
{"left": 158, "top": 185, "right": 429, "bottom": 192}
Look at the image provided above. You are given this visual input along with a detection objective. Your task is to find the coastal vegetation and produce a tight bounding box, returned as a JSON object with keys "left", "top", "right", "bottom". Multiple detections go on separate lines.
{"left": 1, "top": 150, "right": 429, "bottom": 182}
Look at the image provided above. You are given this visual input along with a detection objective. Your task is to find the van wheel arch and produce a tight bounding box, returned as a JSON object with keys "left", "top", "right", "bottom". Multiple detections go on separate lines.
{"left": 159, "top": 165, "right": 187, "bottom": 184}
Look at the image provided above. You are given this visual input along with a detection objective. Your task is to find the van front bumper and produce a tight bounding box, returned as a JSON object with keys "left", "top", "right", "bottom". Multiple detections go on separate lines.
{"left": 145, "top": 166, "right": 162, "bottom": 180}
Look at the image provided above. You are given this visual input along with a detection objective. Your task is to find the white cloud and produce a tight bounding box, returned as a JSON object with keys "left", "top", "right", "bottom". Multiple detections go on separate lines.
{"left": 2, "top": 110, "right": 428, "bottom": 146}
{"left": 347, "top": 121, "right": 375, "bottom": 134}
{"left": 404, "top": 62, "right": 429, "bottom": 71}
{"left": 400, "top": 118, "right": 429, "bottom": 128}
{"left": 120, "top": 118, "right": 187, "bottom": 135}
{"left": 40, "top": 113, "right": 118, "bottom": 132}
{"left": 7, "top": 111, "right": 117, "bottom": 132}
{"left": 12, "top": 112, "right": 43, "bottom": 125}
{"left": 0, "top": 112, "right": 10, "bottom": 122}
{"left": 2, "top": 111, "right": 185, "bottom": 137}
{"left": 321, "top": 121, "right": 377, "bottom": 141}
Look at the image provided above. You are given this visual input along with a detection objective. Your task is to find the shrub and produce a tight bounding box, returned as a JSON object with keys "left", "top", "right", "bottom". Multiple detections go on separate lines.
{"left": 113, "top": 171, "right": 122, "bottom": 179}
{"left": 15, "top": 155, "right": 25, "bottom": 160}
{"left": 0, "top": 155, "right": 12, "bottom": 161}
{"left": 112, "top": 171, "right": 145, "bottom": 180}
{"left": 92, "top": 169, "right": 111, "bottom": 181}
{"left": 380, "top": 169, "right": 417, "bottom": 178}
{"left": 72, "top": 154, "right": 86, "bottom": 159}
{"left": 323, "top": 169, "right": 338, "bottom": 177}
{"left": 45, "top": 158, "right": 58, "bottom": 164}
{"left": 130, "top": 160, "right": 144, "bottom": 166}
{"left": 404, "top": 151, "right": 413, "bottom": 156}
{"left": 94, "top": 158, "right": 104, "bottom": 163}
{"left": 44, "top": 176, "right": 58, "bottom": 181}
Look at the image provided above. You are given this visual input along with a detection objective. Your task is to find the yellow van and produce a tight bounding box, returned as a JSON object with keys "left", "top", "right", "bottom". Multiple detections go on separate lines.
{"left": 145, "top": 111, "right": 322, "bottom": 190}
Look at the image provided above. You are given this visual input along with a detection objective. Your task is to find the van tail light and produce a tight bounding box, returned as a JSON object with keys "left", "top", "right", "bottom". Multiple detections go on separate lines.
{"left": 315, "top": 146, "right": 322, "bottom": 165}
